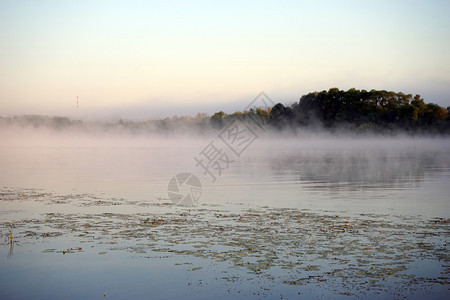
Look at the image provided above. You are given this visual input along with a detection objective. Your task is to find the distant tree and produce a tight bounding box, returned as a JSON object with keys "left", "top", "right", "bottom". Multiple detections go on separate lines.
{"left": 210, "top": 111, "right": 225, "bottom": 128}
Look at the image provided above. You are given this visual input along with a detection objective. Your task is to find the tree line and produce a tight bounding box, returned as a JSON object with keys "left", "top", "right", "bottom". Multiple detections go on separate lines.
{"left": 212, "top": 88, "right": 449, "bottom": 134}
{"left": 2, "top": 88, "right": 449, "bottom": 135}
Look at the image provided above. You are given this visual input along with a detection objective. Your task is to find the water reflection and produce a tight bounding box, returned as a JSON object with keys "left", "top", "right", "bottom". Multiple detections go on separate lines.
{"left": 267, "top": 147, "right": 450, "bottom": 191}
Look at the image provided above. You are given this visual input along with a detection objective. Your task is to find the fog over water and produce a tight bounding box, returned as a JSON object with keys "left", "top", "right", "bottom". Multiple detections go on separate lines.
{"left": 1, "top": 122, "right": 449, "bottom": 218}
{"left": 1, "top": 121, "right": 449, "bottom": 299}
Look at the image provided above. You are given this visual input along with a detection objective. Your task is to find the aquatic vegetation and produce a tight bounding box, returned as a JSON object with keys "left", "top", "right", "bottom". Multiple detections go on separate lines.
{"left": 7, "top": 227, "right": 14, "bottom": 258}
{"left": 1, "top": 187, "right": 449, "bottom": 298}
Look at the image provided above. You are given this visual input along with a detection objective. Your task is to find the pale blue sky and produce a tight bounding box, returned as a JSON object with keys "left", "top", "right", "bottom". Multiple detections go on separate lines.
{"left": 1, "top": 0, "right": 449, "bottom": 119}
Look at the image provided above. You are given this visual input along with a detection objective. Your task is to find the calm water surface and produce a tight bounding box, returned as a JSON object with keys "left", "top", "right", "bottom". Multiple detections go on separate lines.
{"left": 0, "top": 135, "right": 449, "bottom": 299}
{"left": 1, "top": 137, "right": 449, "bottom": 216}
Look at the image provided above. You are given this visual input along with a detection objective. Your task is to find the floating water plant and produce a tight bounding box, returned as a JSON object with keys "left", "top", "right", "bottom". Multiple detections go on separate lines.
{"left": 1, "top": 187, "right": 449, "bottom": 298}
{"left": 8, "top": 227, "right": 14, "bottom": 258}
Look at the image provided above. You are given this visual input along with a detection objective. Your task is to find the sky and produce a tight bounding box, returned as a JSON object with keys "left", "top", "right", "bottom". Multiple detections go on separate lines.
{"left": 1, "top": 0, "right": 449, "bottom": 120}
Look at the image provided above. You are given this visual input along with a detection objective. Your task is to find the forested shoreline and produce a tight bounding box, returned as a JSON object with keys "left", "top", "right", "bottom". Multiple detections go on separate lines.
{"left": 267, "top": 88, "right": 449, "bottom": 134}
{"left": 1, "top": 88, "right": 449, "bottom": 135}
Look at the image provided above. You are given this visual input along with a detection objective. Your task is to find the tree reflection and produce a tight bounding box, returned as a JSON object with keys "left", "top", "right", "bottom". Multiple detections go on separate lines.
{"left": 269, "top": 148, "right": 449, "bottom": 191}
